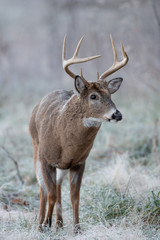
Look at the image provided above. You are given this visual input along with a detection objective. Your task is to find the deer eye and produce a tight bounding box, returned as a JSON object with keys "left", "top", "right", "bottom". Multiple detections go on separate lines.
{"left": 90, "top": 94, "right": 98, "bottom": 100}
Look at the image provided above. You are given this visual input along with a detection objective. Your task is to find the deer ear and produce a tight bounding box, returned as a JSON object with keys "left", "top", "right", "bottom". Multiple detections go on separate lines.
{"left": 75, "top": 76, "right": 87, "bottom": 93}
{"left": 107, "top": 77, "right": 123, "bottom": 94}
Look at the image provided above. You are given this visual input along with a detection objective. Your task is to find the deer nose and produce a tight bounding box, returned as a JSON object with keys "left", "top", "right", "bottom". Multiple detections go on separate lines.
{"left": 112, "top": 110, "right": 122, "bottom": 121}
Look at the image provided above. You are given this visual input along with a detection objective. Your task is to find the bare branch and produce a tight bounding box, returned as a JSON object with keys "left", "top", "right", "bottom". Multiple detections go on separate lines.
{"left": 1, "top": 145, "right": 24, "bottom": 185}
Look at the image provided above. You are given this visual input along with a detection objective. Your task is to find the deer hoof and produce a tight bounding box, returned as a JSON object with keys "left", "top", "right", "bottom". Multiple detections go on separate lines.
{"left": 74, "top": 224, "right": 81, "bottom": 235}
{"left": 56, "top": 220, "right": 63, "bottom": 230}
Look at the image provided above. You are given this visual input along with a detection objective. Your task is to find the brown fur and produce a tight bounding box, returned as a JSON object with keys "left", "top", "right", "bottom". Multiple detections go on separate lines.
{"left": 29, "top": 79, "right": 122, "bottom": 233}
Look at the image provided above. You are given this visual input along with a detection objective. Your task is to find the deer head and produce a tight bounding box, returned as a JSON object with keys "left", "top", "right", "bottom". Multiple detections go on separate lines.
{"left": 62, "top": 35, "right": 128, "bottom": 125}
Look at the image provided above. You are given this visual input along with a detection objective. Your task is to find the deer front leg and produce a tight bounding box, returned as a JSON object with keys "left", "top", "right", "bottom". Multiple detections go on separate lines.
{"left": 56, "top": 182, "right": 63, "bottom": 228}
{"left": 69, "top": 163, "right": 85, "bottom": 234}
{"left": 56, "top": 169, "right": 68, "bottom": 229}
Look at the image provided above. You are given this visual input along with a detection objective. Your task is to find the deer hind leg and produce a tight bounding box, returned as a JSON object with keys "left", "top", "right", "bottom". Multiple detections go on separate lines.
{"left": 41, "top": 164, "right": 57, "bottom": 228}
{"left": 35, "top": 159, "right": 47, "bottom": 230}
{"left": 69, "top": 163, "right": 85, "bottom": 234}
{"left": 38, "top": 186, "right": 47, "bottom": 231}
{"left": 56, "top": 169, "right": 68, "bottom": 229}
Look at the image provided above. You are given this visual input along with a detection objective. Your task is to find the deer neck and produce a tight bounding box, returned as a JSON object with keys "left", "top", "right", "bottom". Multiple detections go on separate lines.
{"left": 59, "top": 94, "right": 101, "bottom": 139}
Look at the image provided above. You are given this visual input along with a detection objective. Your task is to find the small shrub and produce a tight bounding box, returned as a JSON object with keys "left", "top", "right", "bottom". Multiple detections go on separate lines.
{"left": 81, "top": 185, "right": 135, "bottom": 224}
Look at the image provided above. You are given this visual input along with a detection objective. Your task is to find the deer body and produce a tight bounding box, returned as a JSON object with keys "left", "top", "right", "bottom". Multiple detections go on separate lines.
{"left": 30, "top": 90, "right": 99, "bottom": 169}
{"left": 29, "top": 35, "right": 128, "bottom": 233}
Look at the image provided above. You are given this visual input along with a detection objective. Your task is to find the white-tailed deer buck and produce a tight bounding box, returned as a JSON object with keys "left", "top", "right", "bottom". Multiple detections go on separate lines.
{"left": 29, "top": 35, "right": 128, "bottom": 233}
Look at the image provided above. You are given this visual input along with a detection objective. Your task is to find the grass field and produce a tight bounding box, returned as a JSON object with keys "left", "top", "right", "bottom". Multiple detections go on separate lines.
{"left": 0, "top": 95, "right": 160, "bottom": 240}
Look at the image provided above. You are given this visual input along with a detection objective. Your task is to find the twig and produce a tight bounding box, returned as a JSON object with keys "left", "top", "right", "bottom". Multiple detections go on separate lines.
{"left": 153, "top": 0, "right": 160, "bottom": 27}
{"left": 1, "top": 145, "right": 24, "bottom": 185}
{"left": 152, "top": 119, "right": 159, "bottom": 164}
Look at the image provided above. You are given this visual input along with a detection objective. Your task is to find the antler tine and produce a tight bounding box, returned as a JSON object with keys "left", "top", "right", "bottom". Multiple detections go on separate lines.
{"left": 73, "top": 36, "right": 84, "bottom": 58}
{"left": 62, "top": 35, "right": 101, "bottom": 79}
{"left": 97, "top": 72, "right": 99, "bottom": 80}
{"left": 121, "top": 42, "right": 128, "bottom": 59}
{"left": 62, "top": 34, "right": 67, "bottom": 62}
{"left": 99, "top": 35, "right": 129, "bottom": 81}
{"left": 110, "top": 34, "right": 117, "bottom": 64}
{"left": 80, "top": 68, "right": 90, "bottom": 87}
{"left": 80, "top": 68, "right": 83, "bottom": 78}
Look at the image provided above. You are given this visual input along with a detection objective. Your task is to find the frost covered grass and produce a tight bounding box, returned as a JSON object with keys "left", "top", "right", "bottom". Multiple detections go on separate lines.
{"left": 0, "top": 96, "right": 160, "bottom": 240}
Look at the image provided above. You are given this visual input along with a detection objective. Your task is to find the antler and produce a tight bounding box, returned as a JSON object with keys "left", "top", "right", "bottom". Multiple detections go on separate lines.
{"left": 99, "top": 35, "right": 128, "bottom": 81}
{"left": 62, "top": 35, "right": 101, "bottom": 79}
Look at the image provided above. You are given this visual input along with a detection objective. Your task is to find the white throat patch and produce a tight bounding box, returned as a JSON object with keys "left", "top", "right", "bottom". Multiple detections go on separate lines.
{"left": 83, "top": 117, "right": 103, "bottom": 128}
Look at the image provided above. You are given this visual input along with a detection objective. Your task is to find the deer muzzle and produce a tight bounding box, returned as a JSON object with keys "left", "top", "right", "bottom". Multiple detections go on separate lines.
{"left": 111, "top": 110, "right": 122, "bottom": 121}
